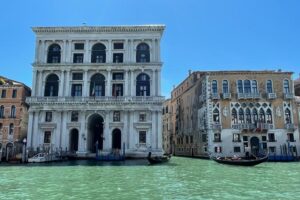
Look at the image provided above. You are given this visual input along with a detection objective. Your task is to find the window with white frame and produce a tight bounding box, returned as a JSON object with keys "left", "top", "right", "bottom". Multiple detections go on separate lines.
{"left": 139, "top": 131, "right": 146, "bottom": 144}
{"left": 45, "top": 112, "right": 52, "bottom": 122}
{"left": 283, "top": 80, "right": 290, "bottom": 93}
{"left": 222, "top": 80, "right": 229, "bottom": 93}
{"left": 139, "top": 113, "right": 146, "bottom": 122}
{"left": 266, "top": 80, "right": 273, "bottom": 93}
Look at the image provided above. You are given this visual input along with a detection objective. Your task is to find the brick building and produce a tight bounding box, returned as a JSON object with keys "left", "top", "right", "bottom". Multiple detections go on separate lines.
{"left": 0, "top": 76, "right": 31, "bottom": 161}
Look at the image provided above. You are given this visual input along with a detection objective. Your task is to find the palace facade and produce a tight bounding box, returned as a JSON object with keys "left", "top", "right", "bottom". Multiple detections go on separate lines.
{"left": 26, "top": 25, "right": 165, "bottom": 158}
{"left": 169, "top": 70, "right": 300, "bottom": 158}
{"left": 0, "top": 76, "right": 31, "bottom": 160}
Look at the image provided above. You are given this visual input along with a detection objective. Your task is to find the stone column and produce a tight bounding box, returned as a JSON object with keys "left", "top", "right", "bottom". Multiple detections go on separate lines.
{"left": 65, "top": 70, "right": 70, "bottom": 96}
{"left": 107, "top": 40, "right": 112, "bottom": 63}
{"left": 151, "top": 39, "right": 155, "bottom": 62}
{"left": 67, "top": 40, "right": 72, "bottom": 63}
{"left": 83, "top": 69, "right": 88, "bottom": 96}
{"left": 157, "top": 69, "right": 161, "bottom": 96}
{"left": 129, "top": 111, "right": 134, "bottom": 149}
{"left": 123, "top": 110, "right": 128, "bottom": 150}
{"left": 131, "top": 70, "right": 135, "bottom": 96}
{"left": 41, "top": 40, "right": 46, "bottom": 63}
{"left": 157, "top": 111, "right": 162, "bottom": 150}
{"left": 61, "top": 111, "right": 68, "bottom": 150}
{"left": 63, "top": 40, "right": 67, "bottom": 63}
{"left": 32, "top": 70, "right": 37, "bottom": 96}
{"left": 157, "top": 39, "right": 161, "bottom": 62}
{"left": 56, "top": 111, "right": 62, "bottom": 149}
{"left": 124, "top": 70, "right": 129, "bottom": 96}
{"left": 104, "top": 112, "right": 110, "bottom": 151}
{"left": 41, "top": 73, "right": 45, "bottom": 97}
{"left": 106, "top": 69, "right": 111, "bottom": 96}
{"left": 78, "top": 112, "right": 86, "bottom": 153}
{"left": 152, "top": 69, "right": 156, "bottom": 96}
{"left": 27, "top": 111, "right": 34, "bottom": 147}
{"left": 33, "top": 111, "right": 40, "bottom": 149}
{"left": 84, "top": 40, "right": 89, "bottom": 63}
{"left": 151, "top": 111, "right": 156, "bottom": 149}
{"left": 59, "top": 70, "right": 65, "bottom": 97}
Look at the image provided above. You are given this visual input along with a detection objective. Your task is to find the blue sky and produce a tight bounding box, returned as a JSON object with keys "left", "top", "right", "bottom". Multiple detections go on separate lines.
{"left": 1, "top": 0, "right": 300, "bottom": 97}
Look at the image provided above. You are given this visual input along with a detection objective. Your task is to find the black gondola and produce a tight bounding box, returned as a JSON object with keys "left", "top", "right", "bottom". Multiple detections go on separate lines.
{"left": 147, "top": 152, "right": 170, "bottom": 165}
{"left": 212, "top": 155, "right": 268, "bottom": 166}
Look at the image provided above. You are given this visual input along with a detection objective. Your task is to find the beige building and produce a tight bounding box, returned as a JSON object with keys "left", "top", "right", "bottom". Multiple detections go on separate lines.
{"left": 170, "top": 70, "right": 299, "bottom": 160}
{"left": 0, "top": 76, "right": 31, "bottom": 161}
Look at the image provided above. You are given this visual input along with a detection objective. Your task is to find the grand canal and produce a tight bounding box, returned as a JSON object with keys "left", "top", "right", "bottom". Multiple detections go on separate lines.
{"left": 1, "top": 157, "right": 300, "bottom": 200}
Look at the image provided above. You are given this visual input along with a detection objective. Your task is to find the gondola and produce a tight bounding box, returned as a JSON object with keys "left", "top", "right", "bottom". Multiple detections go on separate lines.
{"left": 147, "top": 152, "right": 170, "bottom": 165}
{"left": 212, "top": 155, "right": 268, "bottom": 166}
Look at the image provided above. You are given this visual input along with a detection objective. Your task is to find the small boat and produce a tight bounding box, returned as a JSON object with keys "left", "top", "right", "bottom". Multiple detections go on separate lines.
{"left": 147, "top": 152, "right": 170, "bottom": 165}
{"left": 212, "top": 155, "right": 268, "bottom": 166}
{"left": 28, "top": 153, "right": 61, "bottom": 163}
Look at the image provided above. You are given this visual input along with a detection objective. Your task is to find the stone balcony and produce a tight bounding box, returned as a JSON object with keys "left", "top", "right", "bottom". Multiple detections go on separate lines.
{"left": 222, "top": 93, "right": 231, "bottom": 99}
{"left": 232, "top": 123, "right": 273, "bottom": 131}
{"left": 237, "top": 92, "right": 261, "bottom": 100}
{"left": 285, "top": 123, "right": 295, "bottom": 130}
{"left": 267, "top": 93, "right": 277, "bottom": 100}
{"left": 284, "top": 93, "right": 294, "bottom": 100}
{"left": 26, "top": 96, "right": 165, "bottom": 105}
{"left": 211, "top": 93, "right": 220, "bottom": 100}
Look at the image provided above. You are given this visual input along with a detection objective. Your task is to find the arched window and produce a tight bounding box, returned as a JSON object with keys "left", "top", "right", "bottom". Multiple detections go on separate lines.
{"left": 266, "top": 109, "right": 272, "bottom": 123}
{"left": 237, "top": 80, "right": 243, "bottom": 93}
{"left": 244, "top": 80, "right": 251, "bottom": 93}
{"left": 213, "top": 108, "right": 219, "bottom": 123}
{"left": 238, "top": 108, "right": 244, "bottom": 123}
{"left": 266, "top": 80, "right": 273, "bottom": 93}
{"left": 44, "top": 74, "right": 59, "bottom": 96}
{"left": 0, "top": 105, "right": 4, "bottom": 118}
{"left": 90, "top": 74, "right": 105, "bottom": 96}
{"left": 283, "top": 80, "right": 290, "bottom": 93}
{"left": 136, "top": 43, "right": 150, "bottom": 63}
{"left": 136, "top": 73, "right": 150, "bottom": 96}
{"left": 47, "top": 44, "right": 61, "bottom": 63}
{"left": 253, "top": 108, "right": 258, "bottom": 124}
{"left": 222, "top": 80, "right": 229, "bottom": 93}
{"left": 91, "top": 43, "right": 106, "bottom": 63}
{"left": 285, "top": 108, "right": 291, "bottom": 124}
{"left": 9, "top": 123, "right": 14, "bottom": 135}
{"left": 10, "top": 105, "right": 16, "bottom": 118}
{"left": 212, "top": 80, "right": 218, "bottom": 94}
{"left": 259, "top": 108, "right": 265, "bottom": 123}
{"left": 252, "top": 80, "right": 258, "bottom": 93}
{"left": 245, "top": 108, "right": 251, "bottom": 123}
{"left": 232, "top": 108, "right": 238, "bottom": 124}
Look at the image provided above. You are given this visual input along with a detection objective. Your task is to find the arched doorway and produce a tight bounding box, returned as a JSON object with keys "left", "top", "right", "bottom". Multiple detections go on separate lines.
{"left": 250, "top": 137, "right": 260, "bottom": 156}
{"left": 88, "top": 114, "right": 104, "bottom": 153}
{"left": 112, "top": 129, "right": 121, "bottom": 150}
{"left": 69, "top": 129, "right": 79, "bottom": 152}
{"left": 6, "top": 143, "right": 13, "bottom": 161}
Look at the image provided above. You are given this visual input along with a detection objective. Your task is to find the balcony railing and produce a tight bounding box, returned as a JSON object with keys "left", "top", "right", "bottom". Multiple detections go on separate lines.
{"left": 285, "top": 123, "right": 295, "bottom": 130}
{"left": 237, "top": 92, "right": 261, "bottom": 99}
{"left": 211, "top": 93, "right": 220, "bottom": 100}
{"left": 267, "top": 93, "right": 277, "bottom": 100}
{"left": 222, "top": 93, "right": 231, "bottom": 99}
{"left": 232, "top": 123, "right": 256, "bottom": 130}
{"left": 26, "top": 96, "right": 165, "bottom": 105}
{"left": 284, "top": 93, "right": 294, "bottom": 100}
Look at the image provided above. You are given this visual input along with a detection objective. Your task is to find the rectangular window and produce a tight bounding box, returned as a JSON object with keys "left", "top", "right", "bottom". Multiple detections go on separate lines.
{"left": 113, "top": 53, "right": 123, "bottom": 63}
{"left": 112, "top": 73, "right": 124, "bottom": 80}
{"left": 71, "top": 84, "right": 82, "bottom": 96}
{"left": 233, "top": 133, "right": 241, "bottom": 142}
{"left": 243, "top": 136, "right": 248, "bottom": 142}
{"left": 44, "top": 131, "right": 51, "bottom": 143}
{"left": 12, "top": 89, "right": 17, "bottom": 98}
{"left": 71, "top": 111, "right": 79, "bottom": 122}
{"left": 234, "top": 146, "right": 241, "bottom": 153}
{"left": 112, "top": 84, "right": 123, "bottom": 96}
{"left": 269, "top": 146, "right": 276, "bottom": 153}
{"left": 214, "top": 146, "right": 222, "bottom": 153}
{"left": 1, "top": 90, "right": 6, "bottom": 98}
{"left": 72, "top": 73, "right": 83, "bottom": 80}
{"left": 74, "top": 43, "right": 84, "bottom": 50}
{"left": 287, "top": 133, "right": 295, "bottom": 142}
{"left": 113, "top": 111, "right": 120, "bottom": 122}
{"left": 73, "top": 53, "right": 84, "bottom": 63}
{"left": 262, "top": 143, "right": 267, "bottom": 149}
{"left": 114, "top": 43, "right": 124, "bottom": 49}
{"left": 139, "top": 113, "right": 146, "bottom": 122}
{"left": 268, "top": 133, "right": 276, "bottom": 142}
{"left": 45, "top": 112, "right": 52, "bottom": 122}
{"left": 202, "top": 134, "right": 207, "bottom": 142}
{"left": 214, "top": 133, "right": 221, "bottom": 142}
{"left": 262, "top": 136, "right": 267, "bottom": 142}
{"left": 139, "top": 131, "right": 146, "bottom": 144}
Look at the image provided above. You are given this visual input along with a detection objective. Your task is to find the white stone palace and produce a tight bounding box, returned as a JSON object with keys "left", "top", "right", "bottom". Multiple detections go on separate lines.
{"left": 26, "top": 25, "right": 165, "bottom": 158}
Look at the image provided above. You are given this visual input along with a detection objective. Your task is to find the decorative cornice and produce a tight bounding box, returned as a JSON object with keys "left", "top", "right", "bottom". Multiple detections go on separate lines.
{"left": 32, "top": 25, "right": 165, "bottom": 34}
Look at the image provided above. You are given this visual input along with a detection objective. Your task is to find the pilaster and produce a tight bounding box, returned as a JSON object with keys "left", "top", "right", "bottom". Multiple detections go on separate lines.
{"left": 124, "top": 70, "right": 129, "bottom": 96}
{"left": 59, "top": 70, "right": 65, "bottom": 96}
{"left": 32, "top": 70, "right": 37, "bottom": 96}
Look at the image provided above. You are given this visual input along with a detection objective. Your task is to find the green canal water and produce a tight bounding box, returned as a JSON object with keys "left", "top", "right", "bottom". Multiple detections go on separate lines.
{"left": 0, "top": 157, "right": 300, "bottom": 200}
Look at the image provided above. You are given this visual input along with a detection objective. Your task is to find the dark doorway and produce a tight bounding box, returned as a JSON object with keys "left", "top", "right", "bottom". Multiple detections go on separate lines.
{"left": 250, "top": 136, "right": 260, "bottom": 156}
{"left": 112, "top": 129, "right": 121, "bottom": 149}
{"left": 69, "top": 129, "right": 79, "bottom": 152}
{"left": 6, "top": 143, "right": 13, "bottom": 161}
{"left": 88, "top": 114, "right": 104, "bottom": 153}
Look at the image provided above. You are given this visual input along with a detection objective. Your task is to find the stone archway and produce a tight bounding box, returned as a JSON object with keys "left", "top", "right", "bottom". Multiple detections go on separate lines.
{"left": 69, "top": 129, "right": 79, "bottom": 152}
{"left": 88, "top": 114, "right": 104, "bottom": 153}
{"left": 112, "top": 129, "right": 122, "bottom": 150}
{"left": 250, "top": 136, "right": 260, "bottom": 156}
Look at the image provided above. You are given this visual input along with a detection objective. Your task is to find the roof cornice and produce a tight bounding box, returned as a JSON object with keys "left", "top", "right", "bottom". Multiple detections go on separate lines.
{"left": 32, "top": 25, "right": 165, "bottom": 34}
